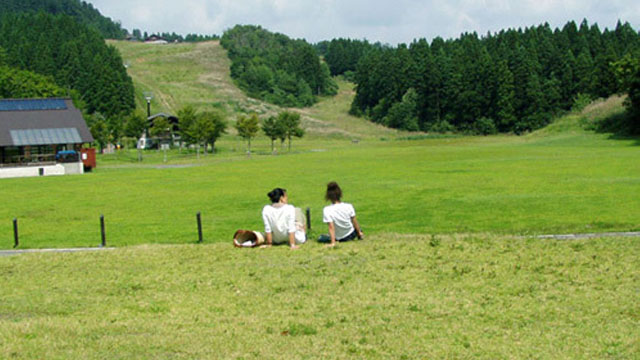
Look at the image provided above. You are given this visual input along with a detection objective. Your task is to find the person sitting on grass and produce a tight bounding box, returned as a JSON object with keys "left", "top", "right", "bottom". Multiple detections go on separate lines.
{"left": 319, "top": 181, "right": 364, "bottom": 247}
{"left": 262, "top": 188, "right": 306, "bottom": 250}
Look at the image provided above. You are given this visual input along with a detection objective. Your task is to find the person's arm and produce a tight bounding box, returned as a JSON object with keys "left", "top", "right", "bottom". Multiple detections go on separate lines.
{"left": 288, "top": 232, "right": 299, "bottom": 249}
{"left": 286, "top": 207, "right": 299, "bottom": 249}
{"left": 352, "top": 216, "right": 364, "bottom": 239}
{"left": 262, "top": 207, "right": 273, "bottom": 246}
{"left": 327, "top": 222, "right": 337, "bottom": 247}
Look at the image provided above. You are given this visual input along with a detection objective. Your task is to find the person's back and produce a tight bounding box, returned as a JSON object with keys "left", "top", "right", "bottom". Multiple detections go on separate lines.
{"left": 320, "top": 182, "right": 363, "bottom": 247}
{"left": 322, "top": 202, "right": 356, "bottom": 240}
{"left": 262, "top": 188, "right": 306, "bottom": 249}
{"left": 262, "top": 203, "right": 297, "bottom": 244}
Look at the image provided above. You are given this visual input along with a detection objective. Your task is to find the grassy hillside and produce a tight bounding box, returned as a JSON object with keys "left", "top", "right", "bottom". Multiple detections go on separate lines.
{"left": 110, "top": 40, "right": 399, "bottom": 140}
{"left": 529, "top": 95, "right": 628, "bottom": 138}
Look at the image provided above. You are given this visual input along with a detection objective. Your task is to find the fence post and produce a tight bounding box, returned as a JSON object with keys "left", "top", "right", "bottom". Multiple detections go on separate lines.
{"left": 197, "top": 212, "right": 203, "bottom": 243}
{"left": 13, "top": 218, "right": 18, "bottom": 248}
{"left": 306, "top": 207, "right": 311, "bottom": 230}
{"left": 100, "top": 215, "right": 106, "bottom": 247}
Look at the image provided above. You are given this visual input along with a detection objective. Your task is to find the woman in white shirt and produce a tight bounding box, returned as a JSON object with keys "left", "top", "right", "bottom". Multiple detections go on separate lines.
{"left": 262, "top": 188, "right": 306, "bottom": 249}
{"left": 321, "top": 182, "right": 364, "bottom": 247}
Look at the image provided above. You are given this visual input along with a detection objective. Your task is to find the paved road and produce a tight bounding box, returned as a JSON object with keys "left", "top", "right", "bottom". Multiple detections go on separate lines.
{"left": 0, "top": 247, "right": 114, "bottom": 257}
{"left": 535, "top": 231, "right": 640, "bottom": 240}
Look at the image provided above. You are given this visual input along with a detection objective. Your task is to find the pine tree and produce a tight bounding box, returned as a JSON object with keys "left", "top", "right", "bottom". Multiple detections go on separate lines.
{"left": 626, "top": 67, "right": 640, "bottom": 133}
{"left": 495, "top": 61, "right": 516, "bottom": 131}
{"left": 574, "top": 47, "right": 597, "bottom": 96}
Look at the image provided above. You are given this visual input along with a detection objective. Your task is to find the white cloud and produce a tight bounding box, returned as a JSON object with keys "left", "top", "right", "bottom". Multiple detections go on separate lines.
{"left": 89, "top": 0, "right": 640, "bottom": 43}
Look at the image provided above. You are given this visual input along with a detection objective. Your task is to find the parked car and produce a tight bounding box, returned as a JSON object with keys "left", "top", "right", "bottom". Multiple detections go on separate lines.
{"left": 55, "top": 150, "right": 79, "bottom": 163}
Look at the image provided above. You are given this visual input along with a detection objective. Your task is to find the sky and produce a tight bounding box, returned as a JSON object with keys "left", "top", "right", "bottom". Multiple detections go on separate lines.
{"left": 89, "top": 0, "right": 640, "bottom": 44}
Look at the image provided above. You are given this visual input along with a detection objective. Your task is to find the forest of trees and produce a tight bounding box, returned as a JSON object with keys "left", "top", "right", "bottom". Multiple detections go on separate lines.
{"left": 341, "top": 20, "right": 640, "bottom": 134}
{"left": 0, "top": 0, "right": 126, "bottom": 39}
{"left": 0, "top": 12, "right": 135, "bottom": 117}
{"left": 316, "top": 38, "right": 380, "bottom": 80}
{"left": 221, "top": 25, "right": 337, "bottom": 107}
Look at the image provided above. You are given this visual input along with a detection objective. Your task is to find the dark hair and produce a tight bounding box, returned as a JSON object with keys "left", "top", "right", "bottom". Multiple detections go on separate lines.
{"left": 267, "top": 188, "right": 286, "bottom": 203}
{"left": 325, "top": 181, "right": 342, "bottom": 203}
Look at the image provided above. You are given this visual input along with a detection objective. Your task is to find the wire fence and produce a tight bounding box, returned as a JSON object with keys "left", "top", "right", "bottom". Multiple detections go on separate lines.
{"left": 6, "top": 208, "right": 313, "bottom": 249}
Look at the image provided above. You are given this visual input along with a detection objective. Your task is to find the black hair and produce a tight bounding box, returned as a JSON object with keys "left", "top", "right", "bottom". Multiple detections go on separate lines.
{"left": 267, "top": 188, "right": 286, "bottom": 203}
{"left": 325, "top": 181, "right": 342, "bottom": 203}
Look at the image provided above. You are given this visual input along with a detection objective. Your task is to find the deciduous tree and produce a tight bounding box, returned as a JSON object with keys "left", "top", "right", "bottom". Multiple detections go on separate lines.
{"left": 235, "top": 114, "right": 260, "bottom": 154}
{"left": 277, "top": 111, "right": 304, "bottom": 151}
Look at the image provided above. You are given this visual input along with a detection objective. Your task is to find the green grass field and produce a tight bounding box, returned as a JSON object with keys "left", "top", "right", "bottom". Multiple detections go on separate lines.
{"left": 1, "top": 235, "right": 638, "bottom": 358}
{"left": 0, "top": 127, "right": 638, "bottom": 249}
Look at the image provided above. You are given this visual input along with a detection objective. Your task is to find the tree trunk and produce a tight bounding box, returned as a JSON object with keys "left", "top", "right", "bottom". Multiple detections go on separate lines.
{"left": 271, "top": 139, "right": 274, "bottom": 154}
{"left": 288, "top": 135, "right": 291, "bottom": 152}
{"left": 248, "top": 137, "right": 251, "bottom": 155}
{"left": 196, "top": 144, "right": 200, "bottom": 159}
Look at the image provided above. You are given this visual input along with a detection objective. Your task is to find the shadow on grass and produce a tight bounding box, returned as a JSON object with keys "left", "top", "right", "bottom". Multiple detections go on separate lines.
{"left": 588, "top": 111, "right": 640, "bottom": 146}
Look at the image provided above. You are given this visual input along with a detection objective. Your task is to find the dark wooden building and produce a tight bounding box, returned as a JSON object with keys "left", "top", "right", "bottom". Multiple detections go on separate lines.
{"left": 0, "top": 98, "right": 93, "bottom": 167}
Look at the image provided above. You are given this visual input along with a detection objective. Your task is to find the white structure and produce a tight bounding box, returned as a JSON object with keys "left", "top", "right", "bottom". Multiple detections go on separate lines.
{"left": 0, "top": 162, "right": 83, "bottom": 179}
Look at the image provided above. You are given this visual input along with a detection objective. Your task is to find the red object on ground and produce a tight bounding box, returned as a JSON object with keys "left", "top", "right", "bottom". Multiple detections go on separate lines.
{"left": 81, "top": 148, "right": 96, "bottom": 171}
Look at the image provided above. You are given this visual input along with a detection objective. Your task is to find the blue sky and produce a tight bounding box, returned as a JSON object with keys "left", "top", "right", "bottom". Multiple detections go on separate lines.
{"left": 89, "top": 0, "right": 640, "bottom": 44}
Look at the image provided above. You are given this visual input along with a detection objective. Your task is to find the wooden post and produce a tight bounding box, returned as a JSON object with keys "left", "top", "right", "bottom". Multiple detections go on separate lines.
{"left": 197, "top": 212, "right": 203, "bottom": 243}
{"left": 13, "top": 218, "right": 18, "bottom": 248}
{"left": 100, "top": 215, "right": 106, "bottom": 247}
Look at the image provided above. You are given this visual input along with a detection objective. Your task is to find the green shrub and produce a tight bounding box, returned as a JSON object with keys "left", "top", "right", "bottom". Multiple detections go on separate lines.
{"left": 474, "top": 117, "right": 498, "bottom": 135}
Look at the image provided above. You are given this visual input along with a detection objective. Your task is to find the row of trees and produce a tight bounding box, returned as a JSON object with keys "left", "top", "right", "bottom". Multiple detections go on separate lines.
{"left": 221, "top": 25, "right": 337, "bottom": 107}
{"left": 0, "top": 12, "right": 135, "bottom": 117}
{"left": 316, "top": 38, "right": 381, "bottom": 79}
{"left": 0, "top": 0, "right": 220, "bottom": 43}
{"left": 236, "top": 111, "right": 305, "bottom": 154}
{"left": 344, "top": 20, "right": 640, "bottom": 134}
{"left": 130, "top": 29, "right": 219, "bottom": 43}
{"left": 175, "top": 106, "right": 227, "bottom": 157}
{"left": 94, "top": 107, "right": 305, "bottom": 157}
{"left": 0, "top": 0, "right": 126, "bottom": 39}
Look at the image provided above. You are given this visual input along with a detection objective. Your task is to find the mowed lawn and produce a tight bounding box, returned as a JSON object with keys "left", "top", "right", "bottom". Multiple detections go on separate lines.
{"left": 0, "top": 235, "right": 638, "bottom": 358}
{"left": 0, "top": 131, "right": 638, "bottom": 249}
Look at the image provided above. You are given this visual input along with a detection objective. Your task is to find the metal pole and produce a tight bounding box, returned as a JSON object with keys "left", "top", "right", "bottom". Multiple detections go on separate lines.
{"left": 13, "top": 218, "right": 18, "bottom": 248}
{"left": 197, "top": 212, "right": 203, "bottom": 243}
{"left": 100, "top": 215, "right": 106, "bottom": 247}
{"left": 306, "top": 207, "right": 311, "bottom": 230}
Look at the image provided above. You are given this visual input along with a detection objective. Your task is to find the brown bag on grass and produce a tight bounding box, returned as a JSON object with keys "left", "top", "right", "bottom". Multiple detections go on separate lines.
{"left": 233, "top": 230, "right": 265, "bottom": 248}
